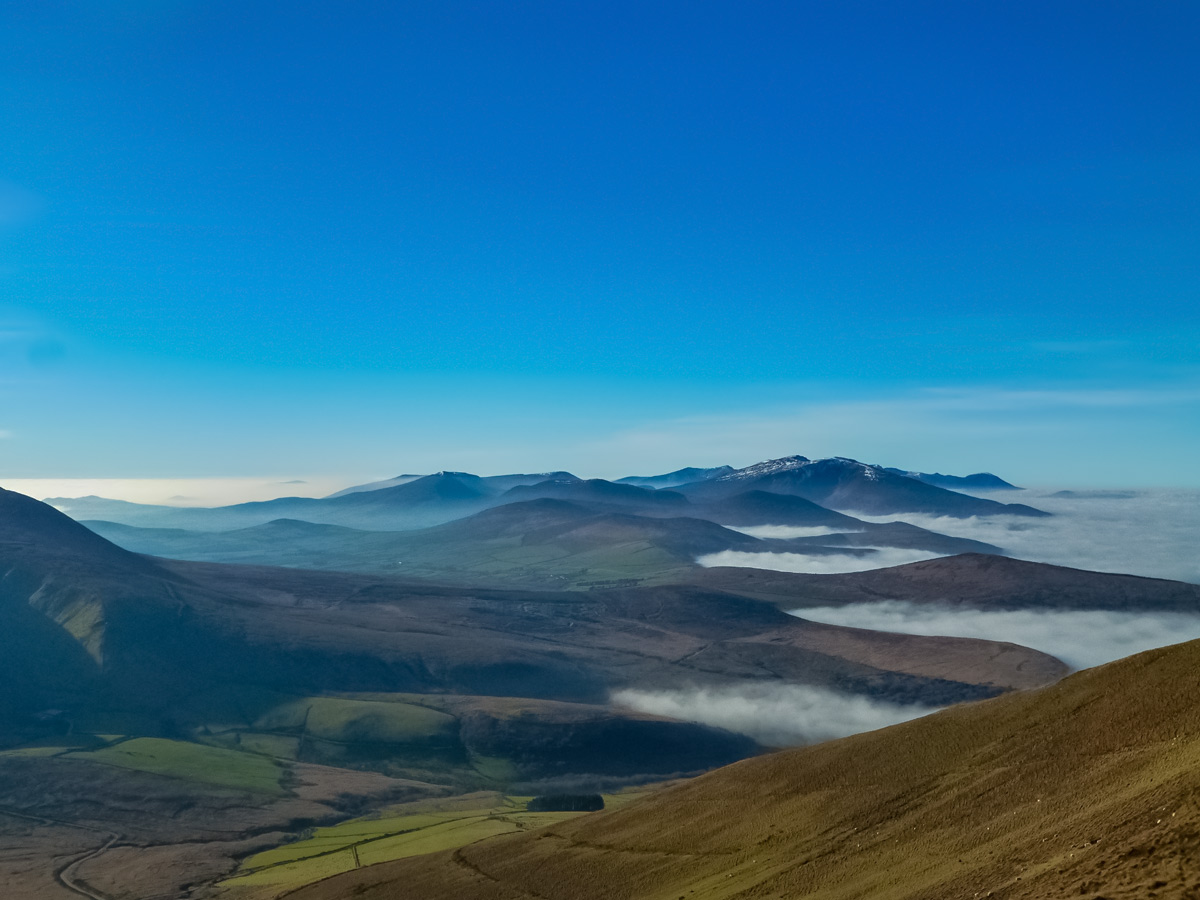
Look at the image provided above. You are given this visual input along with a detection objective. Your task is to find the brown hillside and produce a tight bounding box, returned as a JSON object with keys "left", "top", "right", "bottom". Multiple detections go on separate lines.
{"left": 290, "top": 638, "right": 1200, "bottom": 900}
{"left": 694, "top": 552, "right": 1200, "bottom": 612}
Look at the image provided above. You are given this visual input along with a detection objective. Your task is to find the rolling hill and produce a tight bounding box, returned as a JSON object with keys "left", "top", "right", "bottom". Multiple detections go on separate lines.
{"left": 82, "top": 497, "right": 1002, "bottom": 588}
{"left": 289, "top": 636, "right": 1200, "bottom": 900}
{"left": 693, "top": 552, "right": 1200, "bottom": 613}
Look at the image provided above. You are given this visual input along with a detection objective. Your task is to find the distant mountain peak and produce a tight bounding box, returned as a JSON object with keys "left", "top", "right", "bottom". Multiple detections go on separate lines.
{"left": 717, "top": 455, "right": 812, "bottom": 480}
{"left": 718, "top": 455, "right": 889, "bottom": 482}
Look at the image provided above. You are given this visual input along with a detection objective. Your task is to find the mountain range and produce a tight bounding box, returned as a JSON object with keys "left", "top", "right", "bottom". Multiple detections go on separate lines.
{"left": 46, "top": 455, "right": 1047, "bottom": 535}
{"left": 4, "top": 452, "right": 1196, "bottom": 900}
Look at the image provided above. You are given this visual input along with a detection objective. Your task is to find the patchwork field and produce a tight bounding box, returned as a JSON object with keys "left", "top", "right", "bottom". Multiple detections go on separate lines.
{"left": 216, "top": 789, "right": 651, "bottom": 899}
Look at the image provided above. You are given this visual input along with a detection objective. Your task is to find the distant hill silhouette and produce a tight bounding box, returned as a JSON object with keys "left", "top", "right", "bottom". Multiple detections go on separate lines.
{"left": 882, "top": 467, "right": 1021, "bottom": 490}
{"left": 615, "top": 466, "right": 734, "bottom": 489}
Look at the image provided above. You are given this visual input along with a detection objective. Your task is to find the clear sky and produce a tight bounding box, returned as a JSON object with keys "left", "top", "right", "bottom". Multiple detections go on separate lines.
{"left": 2, "top": 1, "right": 1198, "bottom": 494}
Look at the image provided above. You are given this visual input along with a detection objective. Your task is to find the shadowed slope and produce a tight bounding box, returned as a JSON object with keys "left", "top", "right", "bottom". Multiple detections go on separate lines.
{"left": 292, "top": 638, "right": 1200, "bottom": 900}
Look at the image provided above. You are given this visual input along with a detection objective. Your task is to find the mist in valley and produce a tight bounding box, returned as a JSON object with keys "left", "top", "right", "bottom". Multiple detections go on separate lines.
{"left": 699, "top": 488, "right": 1200, "bottom": 584}
{"left": 789, "top": 602, "right": 1200, "bottom": 670}
{"left": 613, "top": 684, "right": 938, "bottom": 747}
{"left": 698, "top": 547, "right": 944, "bottom": 574}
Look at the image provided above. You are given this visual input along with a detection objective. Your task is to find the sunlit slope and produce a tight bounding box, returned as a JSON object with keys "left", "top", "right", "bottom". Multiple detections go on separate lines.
{"left": 293, "top": 638, "right": 1200, "bottom": 900}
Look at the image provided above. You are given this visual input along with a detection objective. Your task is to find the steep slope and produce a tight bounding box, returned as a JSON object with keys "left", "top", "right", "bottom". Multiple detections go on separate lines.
{"left": 293, "top": 637, "right": 1200, "bottom": 900}
{"left": 682, "top": 456, "right": 1047, "bottom": 517}
{"left": 694, "top": 553, "right": 1200, "bottom": 612}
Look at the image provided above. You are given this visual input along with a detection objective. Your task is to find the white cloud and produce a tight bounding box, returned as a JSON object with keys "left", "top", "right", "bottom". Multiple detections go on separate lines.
{"left": 790, "top": 602, "right": 1200, "bottom": 670}
{"left": 854, "top": 487, "right": 1200, "bottom": 584}
{"left": 697, "top": 548, "right": 944, "bottom": 575}
{"left": 701, "top": 488, "right": 1200, "bottom": 585}
{"left": 725, "top": 524, "right": 865, "bottom": 539}
{"left": 613, "top": 684, "right": 937, "bottom": 747}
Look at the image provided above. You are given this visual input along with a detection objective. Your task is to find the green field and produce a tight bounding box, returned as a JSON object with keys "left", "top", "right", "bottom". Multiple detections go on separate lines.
{"left": 66, "top": 737, "right": 285, "bottom": 794}
{"left": 252, "top": 696, "right": 457, "bottom": 744}
{"left": 185, "top": 694, "right": 480, "bottom": 782}
{"left": 221, "top": 791, "right": 648, "bottom": 895}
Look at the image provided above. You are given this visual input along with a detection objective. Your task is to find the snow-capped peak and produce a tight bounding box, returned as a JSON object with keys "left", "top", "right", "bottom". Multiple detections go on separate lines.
{"left": 716, "top": 455, "right": 812, "bottom": 480}
{"left": 717, "top": 455, "right": 888, "bottom": 482}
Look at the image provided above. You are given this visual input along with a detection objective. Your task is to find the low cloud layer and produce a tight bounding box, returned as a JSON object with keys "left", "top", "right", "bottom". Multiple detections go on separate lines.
{"left": 790, "top": 602, "right": 1200, "bottom": 670}
{"left": 613, "top": 684, "right": 937, "bottom": 747}
{"left": 698, "top": 548, "right": 943, "bottom": 575}
{"left": 727, "top": 524, "right": 865, "bottom": 539}
{"left": 853, "top": 487, "right": 1200, "bottom": 584}
{"left": 702, "top": 488, "right": 1200, "bottom": 583}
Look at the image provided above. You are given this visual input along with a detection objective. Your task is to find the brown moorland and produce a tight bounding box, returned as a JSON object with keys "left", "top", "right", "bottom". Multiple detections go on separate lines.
{"left": 290, "top": 637, "right": 1200, "bottom": 900}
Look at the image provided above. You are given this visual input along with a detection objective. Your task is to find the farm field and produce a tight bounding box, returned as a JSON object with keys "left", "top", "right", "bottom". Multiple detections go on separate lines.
{"left": 217, "top": 789, "right": 653, "bottom": 898}
{"left": 65, "top": 737, "right": 286, "bottom": 795}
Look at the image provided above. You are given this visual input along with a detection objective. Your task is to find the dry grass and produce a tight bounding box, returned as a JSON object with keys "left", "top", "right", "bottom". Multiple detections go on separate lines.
{"left": 289, "top": 638, "right": 1200, "bottom": 900}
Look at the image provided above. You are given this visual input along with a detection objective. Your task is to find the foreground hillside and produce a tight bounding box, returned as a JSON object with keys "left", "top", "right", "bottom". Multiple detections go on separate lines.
{"left": 294, "top": 638, "right": 1200, "bottom": 900}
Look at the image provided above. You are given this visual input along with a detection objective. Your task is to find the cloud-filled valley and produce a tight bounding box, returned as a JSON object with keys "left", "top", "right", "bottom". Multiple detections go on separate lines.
{"left": 701, "top": 488, "right": 1200, "bottom": 584}
{"left": 613, "top": 684, "right": 938, "bottom": 747}
{"left": 789, "top": 602, "right": 1200, "bottom": 670}
{"left": 698, "top": 547, "right": 944, "bottom": 575}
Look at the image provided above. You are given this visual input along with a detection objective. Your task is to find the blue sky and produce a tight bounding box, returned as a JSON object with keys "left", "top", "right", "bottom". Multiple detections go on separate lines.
{"left": 2, "top": 1, "right": 1198, "bottom": 493}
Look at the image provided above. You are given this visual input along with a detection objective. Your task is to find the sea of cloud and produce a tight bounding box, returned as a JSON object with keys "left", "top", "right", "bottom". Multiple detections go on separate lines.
{"left": 613, "top": 684, "right": 937, "bottom": 747}
{"left": 789, "top": 601, "right": 1200, "bottom": 670}
{"left": 698, "top": 547, "right": 944, "bottom": 574}
{"left": 726, "top": 524, "right": 867, "bottom": 539}
{"left": 854, "top": 487, "right": 1200, "bottom": 584}
{"left": 702, "top": 488, "right": 1200, "bottom": 584}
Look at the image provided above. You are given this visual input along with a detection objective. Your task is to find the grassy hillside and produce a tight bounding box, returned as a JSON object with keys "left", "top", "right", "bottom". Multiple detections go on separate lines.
{"left": 291, "top": 637, "right": 1200, "bottom": 900}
